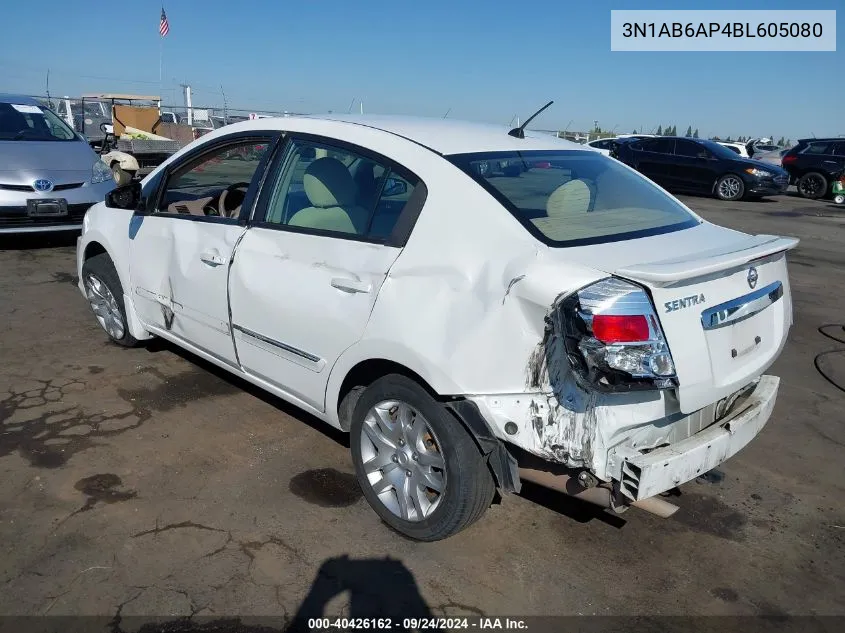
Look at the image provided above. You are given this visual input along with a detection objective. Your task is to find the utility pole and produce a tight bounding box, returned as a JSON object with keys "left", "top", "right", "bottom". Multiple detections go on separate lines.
{"left": 180, "top": 83, "right": 193, "bottom": 125}
{"left": 220, "top": 85, "right": 228, "bottom": 123}
{"left": 347, "top": 97, "right": 356, "bottom": 114}
{"left": 45, "top": 69, "right": 51, "bottom": 104}
{"left": 443, "top": 108, "right": 451, "bottom": 119}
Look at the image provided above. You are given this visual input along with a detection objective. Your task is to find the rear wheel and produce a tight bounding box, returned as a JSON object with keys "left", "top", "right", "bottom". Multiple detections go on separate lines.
{"left": 81, "top": 254, "right": 138, "bottom": 347}
{"left": 797, "top": 172, "right": 828, "bottom": 199}
{"left": 834, "top": 194, "right": 845, "bottom": 205}
{"left": 350, "top": 374, "right": 495, "bottom": 541}
{"left": 715, "top": 174, "right": 745, "bottom": 201}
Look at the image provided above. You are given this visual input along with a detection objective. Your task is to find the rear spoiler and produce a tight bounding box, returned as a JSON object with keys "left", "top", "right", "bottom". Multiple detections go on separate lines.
{"left": 615, "top": 235, "right": 799, "bottom": 284}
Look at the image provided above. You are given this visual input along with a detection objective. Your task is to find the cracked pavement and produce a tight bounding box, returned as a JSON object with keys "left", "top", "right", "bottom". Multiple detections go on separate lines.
{"left": 1, "top": 193, "right": 844, "bottom": 628}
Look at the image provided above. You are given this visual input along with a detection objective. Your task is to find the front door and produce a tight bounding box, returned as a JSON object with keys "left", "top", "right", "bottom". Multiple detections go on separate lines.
{"left": 228, "top": 135, "right": 422, "bottom": 411}
{"left": 128, "top": 133, "right": 277, "bottom": 365}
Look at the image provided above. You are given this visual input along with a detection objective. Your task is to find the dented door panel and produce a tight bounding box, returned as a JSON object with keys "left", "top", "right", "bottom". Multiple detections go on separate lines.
{"left": 129, "top": 215, "right": 245, "bottom": 364}
{"left": 228, "top": 227, "right": 401, "bottom": 411}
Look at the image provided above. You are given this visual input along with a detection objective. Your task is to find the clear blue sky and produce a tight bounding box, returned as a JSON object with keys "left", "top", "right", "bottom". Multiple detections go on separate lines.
{"left": 0, "top": 0, "right": 841, "bottom": 140}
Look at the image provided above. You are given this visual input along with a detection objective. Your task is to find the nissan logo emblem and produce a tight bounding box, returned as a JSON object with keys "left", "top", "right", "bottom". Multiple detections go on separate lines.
{"left": 747, "top": 267, "right": 759, "bottom": 289}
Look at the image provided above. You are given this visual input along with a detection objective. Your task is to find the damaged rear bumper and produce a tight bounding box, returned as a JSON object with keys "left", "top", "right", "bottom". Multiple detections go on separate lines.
{"left": 617, "top": 375, "right": 779, "bottom": 501}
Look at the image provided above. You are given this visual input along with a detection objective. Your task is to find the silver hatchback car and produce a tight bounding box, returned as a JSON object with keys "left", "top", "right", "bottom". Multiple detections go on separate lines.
{"left": 0, "top": 93, "right": 115, "bottom": 234}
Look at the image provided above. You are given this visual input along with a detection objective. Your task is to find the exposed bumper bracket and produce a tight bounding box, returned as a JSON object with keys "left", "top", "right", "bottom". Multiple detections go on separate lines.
{"left": 445, "top": 399, "right": 521, "bottom": 493}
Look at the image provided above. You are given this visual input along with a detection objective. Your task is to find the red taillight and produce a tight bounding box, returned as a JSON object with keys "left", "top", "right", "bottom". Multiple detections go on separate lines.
{"left": 782, "top": 155, "right": 797, "bottom": 165}
{"left": 592, "top": 314, "right": 649, "bottom": 343}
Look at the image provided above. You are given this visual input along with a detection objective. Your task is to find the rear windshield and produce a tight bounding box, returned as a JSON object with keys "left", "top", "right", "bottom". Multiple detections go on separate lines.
{"left": 447, "top": 150, "right": 699, "bottom": 247}
{"left": 0, "top": 101, "right": 77, "bottom": 141}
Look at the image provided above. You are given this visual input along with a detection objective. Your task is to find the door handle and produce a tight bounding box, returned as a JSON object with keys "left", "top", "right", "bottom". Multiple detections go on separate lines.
{"left": 331, "top": 277, "right": 372, "bottom": 294}
{"left": 200, "top": 251, "right": 227, "bottom": 266}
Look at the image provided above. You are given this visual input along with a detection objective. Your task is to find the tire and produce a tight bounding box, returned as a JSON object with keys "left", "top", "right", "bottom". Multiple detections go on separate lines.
{"left": 81, "top": 253, "right": 139, "bottom": 347}
{"left": 797, "top": 172, "right": 828, "bottom": 199}
{"left": 835, "top": 194, "right": 845, "bottom": 205}
{"left": 350, "top": 374, "right": 495, "bottom": 541}
{"left": 111, "top": 163, "right": 132, "bottom": 187}
{"left": 715, "top": 174, "right": 745, "bottom": 201}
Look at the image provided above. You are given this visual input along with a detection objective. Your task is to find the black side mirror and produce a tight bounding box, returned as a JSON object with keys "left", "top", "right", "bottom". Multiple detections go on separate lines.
{"left": 106, "top": 182, "right": 142, "bottom": 211}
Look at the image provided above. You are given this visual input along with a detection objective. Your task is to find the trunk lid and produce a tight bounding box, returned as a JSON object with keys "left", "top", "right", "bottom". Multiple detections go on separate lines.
{"left": 616, "top": 234, "right": 797, "bottom": 413}
{"left": 544, "top": 223, "right": 799, "bottom": 413}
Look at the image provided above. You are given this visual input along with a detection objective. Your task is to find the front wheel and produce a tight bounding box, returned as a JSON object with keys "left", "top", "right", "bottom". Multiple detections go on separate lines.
{"left": 715, "top": 174, "right": 745, "bottom": 201}
{"left": 797, "top": 172, "right": 828, "bottom": 199}
{"left": 81, "top": 254, "right": 139, "bottom": 347}
{"left": 350, "top": 374, "right": 495, "bottom": 541}
{"left": 834, "top": 194, "right": 845, "bottom": 205}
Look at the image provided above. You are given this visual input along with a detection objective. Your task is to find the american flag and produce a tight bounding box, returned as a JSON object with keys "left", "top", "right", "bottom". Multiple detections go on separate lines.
{"left": 159, "top": 7, "right": 170, "bottom": 37}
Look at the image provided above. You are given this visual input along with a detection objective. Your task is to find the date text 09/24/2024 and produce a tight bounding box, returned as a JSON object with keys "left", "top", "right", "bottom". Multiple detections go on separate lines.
{"left": 307, "top": 617, "right": 528, "bottom": 630}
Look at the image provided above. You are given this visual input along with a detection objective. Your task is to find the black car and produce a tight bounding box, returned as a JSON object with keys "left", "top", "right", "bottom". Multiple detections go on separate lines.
{"left": 781, "top": 138, "right": 845, "bottom": 199}
{"left": 610, "top": 136, "right": 789, "bottom": 201}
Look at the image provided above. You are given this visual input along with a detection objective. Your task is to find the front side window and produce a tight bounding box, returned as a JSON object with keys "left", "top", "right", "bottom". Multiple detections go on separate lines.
{"left": 0, "top": 102, "right": 76, "bottom": 141}
{"left": 448, "top": 150, "right": 699, "bottom": 247}
{"left": 156, "top": 140, "right": 271, "bottom": 219}
{"left": 262, "top": 138, "right": 417, "bottom": 239}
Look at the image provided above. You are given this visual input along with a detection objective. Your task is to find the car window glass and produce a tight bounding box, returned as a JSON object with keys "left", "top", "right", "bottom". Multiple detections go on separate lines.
{"left": 804, "top": 142, "right": 832, "bottom": 155}
{"left": 0, "top": 102, "right": 76, "bottom": 141}
{"left": 156, "top": 141, "right": 271, "bottom": 219}
{"left": 641, "top": 138, "right": 674, "bottom": 154}
{"left": 675, "top": 140, "right": 706, "bottom": 158}
{"left": 449, "top": 150, "right": 697, "bottom": 246}
{"left": 263, "top": 138, "right": 416, "bottom": 239}
{"left": 832, "top": 143, "right": 845, "bottom": 156}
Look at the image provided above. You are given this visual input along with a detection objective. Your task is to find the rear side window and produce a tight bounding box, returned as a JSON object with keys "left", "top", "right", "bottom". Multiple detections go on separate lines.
{"left": 832, "top": 143, "right": 845, "bottom": 156}
{"left": 640, "top": 138, "right": 674, "bottom": 154}
{"left": 261, "top": 138, "right": 417, "bottom": 240}
{"left": 448, "top": 150, "right": 699, "bottom": 247}
{"left": 804, "top": 142, "right": 834, "bottom": 155}
{"left": 675, "top": 140, "right": 707, "bottom": 158}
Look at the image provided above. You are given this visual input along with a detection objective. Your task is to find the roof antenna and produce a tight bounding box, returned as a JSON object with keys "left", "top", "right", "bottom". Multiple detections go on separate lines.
{"left": 508, "top": 100, "right": 553, "bottom": 139}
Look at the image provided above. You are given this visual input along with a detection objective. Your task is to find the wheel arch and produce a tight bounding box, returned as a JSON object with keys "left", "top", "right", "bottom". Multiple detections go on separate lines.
{"left": 327, "top": 346, "right": 520, "bottom": 493}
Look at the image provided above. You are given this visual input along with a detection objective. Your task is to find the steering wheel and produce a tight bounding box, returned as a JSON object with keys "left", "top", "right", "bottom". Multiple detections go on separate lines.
{"left": 217, "top": 182, "right": 250, "bottom": 217}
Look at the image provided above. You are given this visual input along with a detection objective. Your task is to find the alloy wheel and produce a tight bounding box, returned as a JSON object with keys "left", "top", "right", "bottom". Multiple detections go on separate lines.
{"left": 85, "top": 273, "right": 125, "bottom": 340}
{"left": 359, "top": 400, "right": 446, "bottom": 522}
{"left": 719, "top": 176, "right": 742, "bottom": 200}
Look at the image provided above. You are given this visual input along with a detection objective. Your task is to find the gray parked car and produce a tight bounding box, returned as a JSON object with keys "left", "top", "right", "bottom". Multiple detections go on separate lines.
{"left": 0, "top": 94, "right": 115, "bottom": 234}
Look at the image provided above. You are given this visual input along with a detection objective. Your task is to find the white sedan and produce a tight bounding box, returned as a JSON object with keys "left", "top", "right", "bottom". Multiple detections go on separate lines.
{"left": 77, "top": 115, "right": 797, "bottom": 541}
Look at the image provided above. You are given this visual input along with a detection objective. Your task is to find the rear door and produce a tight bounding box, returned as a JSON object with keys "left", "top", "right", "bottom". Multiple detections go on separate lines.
{"left": 631, "top": 138, "right": 675, "bottom": 188}
{"left": 615, "top": 234, "right": 799, "bottom": 413}
{"left": 228, "top": 134, "right": 425, "bottom": 412}
{"left": 829, "top": 142, "right": 845, "bottom": 175}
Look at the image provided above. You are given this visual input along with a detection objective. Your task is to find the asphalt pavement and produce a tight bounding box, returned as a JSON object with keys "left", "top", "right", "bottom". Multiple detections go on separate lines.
{"left": 0, "top": 191, "right": 844, "bottom": 627}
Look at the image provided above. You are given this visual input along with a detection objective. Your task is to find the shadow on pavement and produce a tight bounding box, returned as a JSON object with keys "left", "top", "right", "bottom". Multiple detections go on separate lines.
{"left": 102, "top": 556, "right": 438, "bottom": 633}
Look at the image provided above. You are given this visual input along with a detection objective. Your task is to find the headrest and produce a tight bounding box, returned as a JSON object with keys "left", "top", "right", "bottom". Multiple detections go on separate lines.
{"left": 303, "top": 157, "right": 356, "bottom": 208}
{"left": 546, "top": 179, "right": 593, "bottom": 218}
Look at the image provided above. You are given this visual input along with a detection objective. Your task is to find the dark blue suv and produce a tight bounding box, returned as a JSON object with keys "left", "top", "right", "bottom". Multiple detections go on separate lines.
{"left": 611, "top": 136, "right": 789, "bottom": 201}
